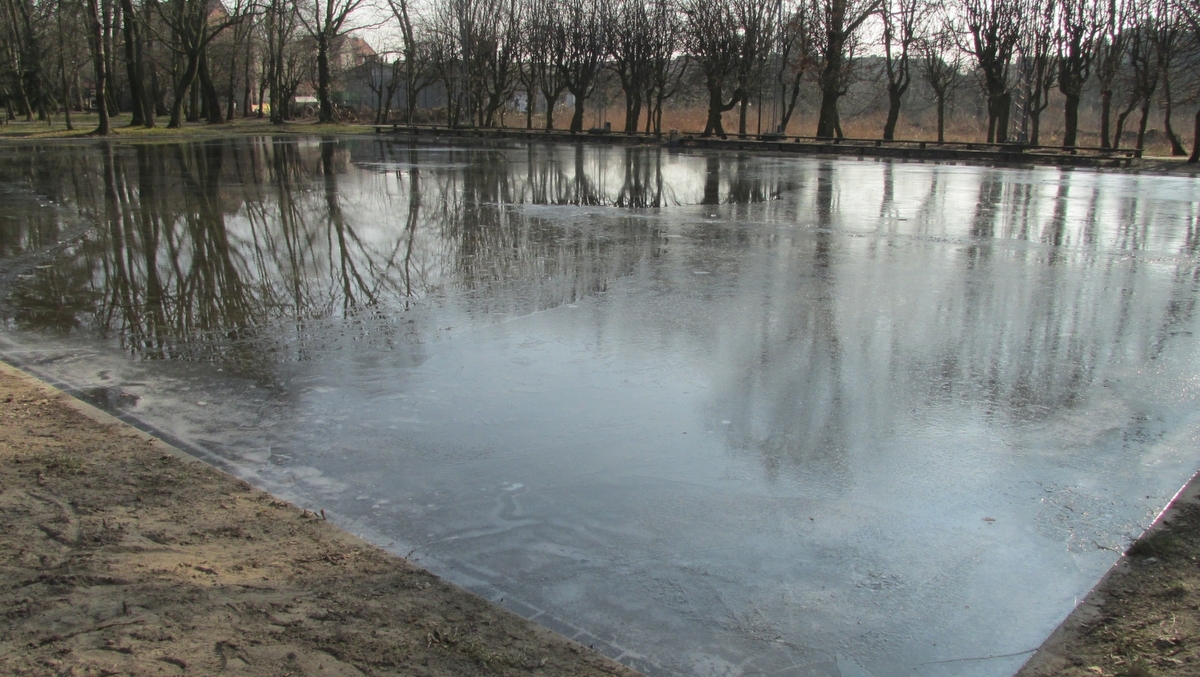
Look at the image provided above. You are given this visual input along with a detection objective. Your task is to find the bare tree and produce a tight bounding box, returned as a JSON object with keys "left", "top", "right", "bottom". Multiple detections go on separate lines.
{"left": 607, "top": 0, "right": 652, "bottom": 133}
{"left": 295, "top": 0, "right": 372, "bottom": 123}
{"left": 880, "top": 0, "right": 922, "bottom": 139}
{"left": 263, "top": 0, "right": 310, "bottom": 123}
{"left": 1111, "top": 0, "right": 1156, "bottom": 150}
{"left": 955, "top": 0, "right": 1022, "bottom": 142}
{"left": 220, "top": 0, "right": 257, "bottom": 121}
{"left": 155, "top": 0, "right": 243, "bottom": 127}
{"left": 642, "top": 0, "right": 684, "bottom": 133}
{"left": 811, "top": 0, "right": 879, "bottom": 138}
{"left": 1094, "top": 0, "right": 1130, "bottom": 148}
{"left": 683, "top": 0, "right": 745, "bottom": 137}
{"left": 475, "top": 0, "right": 523, "bottom": 126}
{"left": 1015, "top": 0, "right": 1056, "bottom": 144}
{"left": 117, "top": 0, "right": 152, "bottom": 125}
{"left": 85, "top": 0, "right": 110, "bottom": 133}
{"left": 1180, "top": 0, "right": 1200, "bottom": 160}
{"left": 1, "top": 0, "right": 48, "bottom": 120}
{"left": 734, "top": 0, "right": 776, "bottom": 136}
{"left": 1057, "top": 0, "right": 1099, "bottom": 147}
{"left": 919, "top": 16, "right": 963, "bottom": 143}
{"left": 383, "top": 0, "right": 432, "bottom": 122}
{"left": 1151, "top": 0, "right": 1186, "bottom": 155}
{"left": 55, "top": 0, "right": 78, "bottom": 129}
{"left": 560, "top": 0, "right": 604, "bottom": 132}
{"left": 772, "top": 0, "right": 816, "bottom": 134}
{"left": 523, "top": 0, "right": 569, "bottom": 129}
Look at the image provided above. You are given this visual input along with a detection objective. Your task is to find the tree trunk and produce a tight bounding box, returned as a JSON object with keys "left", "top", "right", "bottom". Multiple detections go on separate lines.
{"left": 816, "top": 86, "right": 840, "bottom": 139}
{"left": 883, "top": 84, "right": 902, "bottom": 140}
{"left": 569, "top": 88, "right": 585, "bottom": 132}
{"left": 119, "top": 0, "right": 148, "bottom": 126}
{"left": 1099, "top": 90, "right": 1113, "bottom": 148}
{"left": 703, "top": 85, "right": 732, "bottom": 138}
{"left": 777, "top": 70, "right": 804, "bottom": 133}
{"left": 997, "top": 95, "right": 1010, "bottom": 143}
{"left": 1136, "top": 98, "right": 1151, "bottom": 150}
{"left": 543, "top": 91, "right": 559, "bottom": 129}
{"left": 168, "top": 53, "right": 199, "bottom": 128}
{"left": 738, "top": 97, "right": 748, "bottom": 137}
{"left": 187, "top": 74, "right": 201, "bottom": 122}
{"left": 1062, "top": 93, "right": 1080, "bottom": 148}
{"left": 225, "top": 44, "right": 238, "bottom": 121}
{"left": 317, "top": 34, "right": 334, "bottom": 123}
{"left": 936, "top": 91, "right": 944, "bottom": 143}
{"left": 56, "top": 2, "right": 73, "bottom": 131}
{"left": 815, "top": 55, "right": 842, "bottom": 139}
{"left": 624, "top": 90, "right": 640, "bottom": 133}
{"left": 1114, "top": 105, "right": 1134, "bottom": 150}
{"left": 199, "top": 50, "right": 223, "bottom": 123}
{"left": 102, "top": 0, "right": 119, "bottom": 117}
{"left": 1188, "top": 108, "right": 1199, "bottom": 163}
{"left": 86, "top": 0, "right": 110, "bottom": 135}
{"left": 1162, "top": 74, "right": 1186, "bottom": 156}
{"left": 242, "top": 35, "right": 253, "bottom": 118}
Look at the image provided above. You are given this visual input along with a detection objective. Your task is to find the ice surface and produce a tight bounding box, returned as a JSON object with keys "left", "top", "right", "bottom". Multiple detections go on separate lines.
{"left": 2, "top": 138, "right": 1200, "bottom": 676}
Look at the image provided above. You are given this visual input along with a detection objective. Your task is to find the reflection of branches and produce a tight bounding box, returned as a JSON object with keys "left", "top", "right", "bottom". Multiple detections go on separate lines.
{"left": 322, "top": 143, "right": 378, "bottom": 310}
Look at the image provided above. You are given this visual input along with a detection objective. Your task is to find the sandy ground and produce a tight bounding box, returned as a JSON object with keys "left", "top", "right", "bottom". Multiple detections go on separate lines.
{"left": 1018, "top": 479, "right": 1200, "bottom": 677}
{"left": 0, "top": 362, "right": 642, "bottom": 677}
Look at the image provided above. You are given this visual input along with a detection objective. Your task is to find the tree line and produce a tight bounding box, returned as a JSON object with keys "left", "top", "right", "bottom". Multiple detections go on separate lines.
{"left": 4, "top": 0, "right": 1200, "bottom": 158}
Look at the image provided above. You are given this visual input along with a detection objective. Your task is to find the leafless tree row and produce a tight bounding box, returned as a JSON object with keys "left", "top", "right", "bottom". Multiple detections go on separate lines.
{"left": 3, "top": 0, "right": 1200, "bottom": 157}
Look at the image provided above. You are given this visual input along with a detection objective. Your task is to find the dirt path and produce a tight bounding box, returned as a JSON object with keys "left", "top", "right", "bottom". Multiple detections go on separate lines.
{"left": 0, "top": 362, "right": 642, "bottom": 677}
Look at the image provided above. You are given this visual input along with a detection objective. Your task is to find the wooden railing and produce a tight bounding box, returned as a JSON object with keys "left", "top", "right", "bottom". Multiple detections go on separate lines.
{"left": 370, "top": 123, "right": 1142, "bottom": 161}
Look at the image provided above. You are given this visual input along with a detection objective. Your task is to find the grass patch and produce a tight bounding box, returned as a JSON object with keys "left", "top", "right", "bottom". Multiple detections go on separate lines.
{"left": 0, "top": 115, "right": 377, "bottom": 142}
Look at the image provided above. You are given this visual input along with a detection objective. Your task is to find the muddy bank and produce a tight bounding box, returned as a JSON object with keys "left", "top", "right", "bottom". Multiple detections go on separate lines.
{"left": 1019, "top": 477, "right": 1200, "bottom": 676}
{"left": 0, "top": 361, "right": 642, "bottom": 677}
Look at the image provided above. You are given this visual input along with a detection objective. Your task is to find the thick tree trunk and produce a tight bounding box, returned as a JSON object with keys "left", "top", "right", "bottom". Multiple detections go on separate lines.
{"left": 816, "top": 86, "right": 841, "bottom": 139}
{"left": 815, "top": 55, "right": 842, "bottom": 139}
{"left": 1062, "top": 93, "right": 1080, "bottom": 148}
{"left": 936, "top": 92, "right": 945, "bottom": 143}
{"left": 997, "top": 95, "right": 1011, "bottom": 143}
{"left": 569, "top": 87, "right": 585, "bottom": 132}
{"left": 624, "top": 91, "right": 640, "bottom": 133}
{"left": 167, "top": 53, "right": 199, "bottom": 128}
{"left": 883, "top": 85, "right": 902, "bottom": 140}
{"left": 543, "top": 91, "right": 559, "bottom": 129}
{"left": 703, "top": 85, "right": 736, "bottom": 138}
{"left": 1099, "top": 90, "right": 1113, "bottom": 148}
{"left": 317, "top": 35, "right": 334, "bottom": 123}
{"left": 199, "top": 50, "right": 223, "bottom": 124}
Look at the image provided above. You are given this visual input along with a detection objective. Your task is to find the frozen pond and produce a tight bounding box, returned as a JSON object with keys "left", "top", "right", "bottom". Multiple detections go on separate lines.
{"left": 2, "top": 138, "right": 1200, "bottom": 676}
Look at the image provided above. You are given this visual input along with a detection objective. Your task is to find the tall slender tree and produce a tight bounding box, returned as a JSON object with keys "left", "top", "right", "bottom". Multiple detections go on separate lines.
{"left": 880, "top": 0, "right": 922, "bottom": 140}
